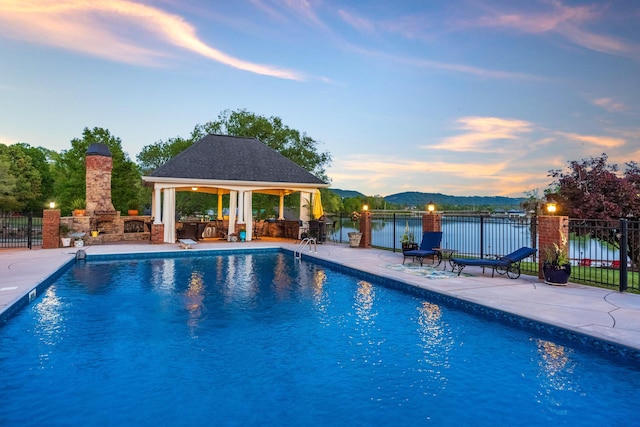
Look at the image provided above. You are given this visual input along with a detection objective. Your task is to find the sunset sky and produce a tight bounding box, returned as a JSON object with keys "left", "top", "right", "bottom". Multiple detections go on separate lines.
{"left": 1, "top": 0, "right": 639, "bottom": 197}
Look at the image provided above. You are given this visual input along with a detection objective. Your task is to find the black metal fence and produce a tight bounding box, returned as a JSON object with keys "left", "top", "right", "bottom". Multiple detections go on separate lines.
{"left": 0, "top": 213, "right": 42, "bottom": 249}
{"left": 568, "top": 218, "right": 639, "bottom": 292}
{"left": 325, "top": 211, "right": 638, "bottom": 292}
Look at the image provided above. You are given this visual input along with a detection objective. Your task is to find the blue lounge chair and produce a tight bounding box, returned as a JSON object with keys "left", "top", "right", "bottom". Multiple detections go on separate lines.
{"left": 402, "top": 231, "right": 443, "bottom": 266}
{"left": 450, "top": 247, "right": 536, "bottom": 279}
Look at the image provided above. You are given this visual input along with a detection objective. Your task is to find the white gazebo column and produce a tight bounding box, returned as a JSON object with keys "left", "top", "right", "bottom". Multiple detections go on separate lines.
{"left": 153, "top": 187, "right": 162, "bottom": 224}
{"left": 162, "top": 187, "right": 176, "bottom": 243}
{"left": 300, "top": 191, "right": 311, "bottom": 222}
{"left": 244, "top": 191, "right": 253, "bottom": 241}
{"left": 278, "top": 190, "right": 285, "bottom": 220}
{"left": 228, "top": 190, "right": 237, "bottom": 240}
{"left": 217, "top": 190, "right": 224, "bottom": 220}
{"left": 237, "top": 191, "right": 245, "bottom": 225}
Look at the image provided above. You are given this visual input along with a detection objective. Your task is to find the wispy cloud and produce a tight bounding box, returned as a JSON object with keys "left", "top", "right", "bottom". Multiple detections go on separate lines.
{"left": 0, "top": 0, "right": 304, "bottom": 80}
{"left": 429, "top": 117, "right": 534, "bottom": 152}
{"left": 592, "top": 97, "right": 628, "bottom": 113}
{"left": 335, "top": 6, "right": 548, "bottom": 81}
{"left": 329, "top": 154, "right": 549, "bottom": 197}
{"left": 337, "top": 9, "right": 375, "bottom": 34}
{"left": 471, "top": 0, "right": 637, "bottom": 58}
{"left": 557, "top": 131, "right": 626, "bottom": 148}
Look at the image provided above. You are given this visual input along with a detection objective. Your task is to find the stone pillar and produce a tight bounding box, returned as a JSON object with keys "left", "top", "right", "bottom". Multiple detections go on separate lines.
{"left": 422, "top": 213, "right": 442, "bottom": 233}
{"left": 151, "top": 223, "right": 165, "bottom": 244}
{"left": 359, "top": 210, "right": 371, "bottom": 248}
{"left": 538, "top": 215, "right": 569, "bottom": 279}
{"left": 42, "top": 209, "right": 61, "bottom": 249}
{"left": 85, "top": 144, "right": 116, "bottom": 216}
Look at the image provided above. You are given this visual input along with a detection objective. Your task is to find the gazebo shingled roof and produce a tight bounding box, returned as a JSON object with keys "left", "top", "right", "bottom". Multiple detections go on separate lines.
{"left": 146, "top": 134, "right": 326, "bottom": 185}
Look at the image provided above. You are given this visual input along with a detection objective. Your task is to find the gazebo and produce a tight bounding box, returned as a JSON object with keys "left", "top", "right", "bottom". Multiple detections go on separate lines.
{"left": 142, "top": 134, "right": 330, "bottom": 243}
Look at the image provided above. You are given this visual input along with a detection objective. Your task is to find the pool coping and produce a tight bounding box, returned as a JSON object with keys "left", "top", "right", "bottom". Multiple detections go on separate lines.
{"left": 2, "top": 242, "right": 640, "bottom": 360}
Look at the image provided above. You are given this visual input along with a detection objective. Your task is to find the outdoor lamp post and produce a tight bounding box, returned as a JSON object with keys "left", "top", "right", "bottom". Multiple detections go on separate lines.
{"left": 49, "top": 202, "right": 55, "bottom": 209}
{"left": 427, "top": 201, "right": 435, "bottom": 213}
{"left": 546, "top": 202, "right": 557, "bottom": 214}
{"left": 362, "top": 204, "right": 369, "bottom": 211}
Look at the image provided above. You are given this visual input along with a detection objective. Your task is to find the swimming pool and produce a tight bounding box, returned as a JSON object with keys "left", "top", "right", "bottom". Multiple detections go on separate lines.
{"left": 1, "top": 250, "right": 639, "bottom": 425}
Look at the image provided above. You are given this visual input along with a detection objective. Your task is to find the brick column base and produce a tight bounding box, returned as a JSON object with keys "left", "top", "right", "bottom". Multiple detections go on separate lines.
{"left": 42, "top": 209, "right": 61, "bottom": 249}
{"left": 151, "top": 224, "right": 165, "bottom": 244}
{"left": 537, "top": 215, "right": 569, "bottom": 279}
{"left": 422, "top": 213, "right": 442, "bottom": 233}
{"left": 359, "top": 211, "right": 371, "bottom": 248}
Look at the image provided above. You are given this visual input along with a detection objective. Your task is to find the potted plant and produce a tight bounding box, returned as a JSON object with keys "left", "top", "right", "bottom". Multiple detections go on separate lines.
{"left": 542, "top": 243, "right": 571, "bottom": 285}
{"left": 71, "top": 198, "right": 86, "bottom": 217}
{"left": 348, "top": 211, "right": 362, "bottom": 247}
{"left": 59, "top": 223, "right": 72, "bottom": 247}
{"left": 400, "top": 221, "right": 417, "bottom": 252}
{"left": 127, "top": 199, "right": 139, "bottom": 216}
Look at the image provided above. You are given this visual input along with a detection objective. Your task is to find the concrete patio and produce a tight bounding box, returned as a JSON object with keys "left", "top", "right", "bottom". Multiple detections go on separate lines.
{"left": 2, "top": 240, "right": 640, "bottom": 353}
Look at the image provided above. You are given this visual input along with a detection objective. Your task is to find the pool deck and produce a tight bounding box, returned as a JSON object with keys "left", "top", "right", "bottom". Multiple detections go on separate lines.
{"left": 2, "top": 240, "right": 640, "bottom": 352}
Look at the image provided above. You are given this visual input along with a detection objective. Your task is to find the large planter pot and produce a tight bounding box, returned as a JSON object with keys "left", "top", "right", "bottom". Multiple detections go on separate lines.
{"left": 128, "top": 209, "right": 139, "bottom": 216}
{"left": 543, "top": 264, "right": 571, "bottom": 286}
{"left": 348, "top": 232, "right": 362, "bottom": 248}
{"left": 402, "top": 242, "right": 418, "bottom": 253}
{"left": 61, "top": 237, "right": 71, "bottom": 247}
{"left": 73, "top": 209, "right": 86, "bottom": 217}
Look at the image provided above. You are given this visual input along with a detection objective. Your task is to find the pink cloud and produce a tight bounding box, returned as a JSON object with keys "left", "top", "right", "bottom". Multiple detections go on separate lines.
{"left": 0, "top": 0, "right": 305, "bottom": 80}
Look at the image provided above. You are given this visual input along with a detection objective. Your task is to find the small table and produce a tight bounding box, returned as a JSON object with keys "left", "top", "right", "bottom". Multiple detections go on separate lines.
{"left": 434, "top": 248, "right": 457, "bottom": 270}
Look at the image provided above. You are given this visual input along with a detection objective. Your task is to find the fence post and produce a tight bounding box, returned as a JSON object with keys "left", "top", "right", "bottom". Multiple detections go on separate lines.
{"left": 42, "top": 208, "right": 61, "bottom": 249}
{"left": 422, "top": 212, "right": 442, "bottom": 233}
{"left": 393, "top": 213, "right": 397, "bottom": 252}
{"left": 480, "top": 215, "right": 485, "bottom": 258}
{"left": 537, "top": 215, "right": 569, "bottom": 280}
{"left": 359, "top": 209, "right": 371, "bottom": 248}
{"left": 27, "top": 212, "right": 33, "bottom": 249}
{"left": 620, "top": 219, "right": 628, "bottom": 292}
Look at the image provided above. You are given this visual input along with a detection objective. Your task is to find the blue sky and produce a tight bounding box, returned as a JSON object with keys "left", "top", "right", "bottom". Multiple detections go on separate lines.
{"left": 1, "top": 0, "right": 638, "bottom": 197}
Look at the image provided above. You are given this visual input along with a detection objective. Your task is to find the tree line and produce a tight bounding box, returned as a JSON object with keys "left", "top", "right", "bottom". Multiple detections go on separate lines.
{"left": 2, "top": 109, "right": 639, "bottom": 231}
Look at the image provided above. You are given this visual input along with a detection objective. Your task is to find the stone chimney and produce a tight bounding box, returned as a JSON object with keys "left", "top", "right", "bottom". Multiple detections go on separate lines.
{"left": 86, "top": 143, "right": 116, "bottom": 216}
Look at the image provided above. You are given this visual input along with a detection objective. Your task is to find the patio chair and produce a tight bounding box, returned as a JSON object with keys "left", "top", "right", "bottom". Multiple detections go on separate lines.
{"left": 402, "top": 231, "right": 443, "bottom": 266}
{"left": 450, "top": 247, "right": 536, "bottom": 279}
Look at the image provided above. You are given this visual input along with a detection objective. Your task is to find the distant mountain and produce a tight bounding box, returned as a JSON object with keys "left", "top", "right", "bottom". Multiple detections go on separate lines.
{"left": 329, "top": 189, "right": 366, "bottom": 199}
{"left": 329, "top": 189, "right": 525, "bottom": 209}
{"left": 384, "top": 191, "right": 525, "bottom": 209}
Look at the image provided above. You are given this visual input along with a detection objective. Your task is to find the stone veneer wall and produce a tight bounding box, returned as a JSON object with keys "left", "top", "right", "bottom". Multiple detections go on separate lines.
{"left": 85, "top": 154, "right": 115, "bottom": 216}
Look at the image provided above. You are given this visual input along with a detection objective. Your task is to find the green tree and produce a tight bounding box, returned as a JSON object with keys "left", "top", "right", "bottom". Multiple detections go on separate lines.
{"left": 0, "top": 144, "right": 43, "bottom": 213}
{"left": 548, "top": 153, "right": 640, "bottom": 269}
{"left": 198, "top": 109, "right": 331, "bottom": 182}
{"left": 137, "top": 109, "right": 333, "bottom": 216}
{"left": 52, "top": 127, "right": 141, "bottom": 215}
{"left": 0, "top": 154, "right": 19, "bottom": 212}
{"left": 137, "top": 136, "right": 193, "bottom": 175}
{"left": 14, "top": 143, "right": 55, "bottom": 212}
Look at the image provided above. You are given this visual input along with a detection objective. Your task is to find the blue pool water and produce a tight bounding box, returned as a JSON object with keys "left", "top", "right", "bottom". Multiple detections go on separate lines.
{"left": 1, "top": 250, "right": 639, "bottom": 426}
